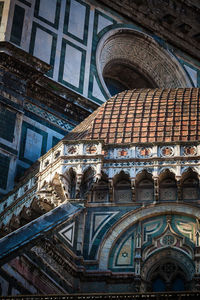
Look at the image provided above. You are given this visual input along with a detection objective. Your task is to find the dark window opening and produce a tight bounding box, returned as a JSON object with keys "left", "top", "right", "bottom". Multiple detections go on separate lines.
{"left": 103, "top": 61, "right": 156, "bottom": 96}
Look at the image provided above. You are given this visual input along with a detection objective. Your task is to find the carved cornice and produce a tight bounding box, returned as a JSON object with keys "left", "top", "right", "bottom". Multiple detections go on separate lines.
{"left": 0, "top": 42, "right": 51, "bottom": 83}
{"left": 27, "top": 83, "right": 91, "bottom": 124}
{"left": 0, "top": 42, "right": 97, "bottom": 121}
{"left": 37, "top": 77, "right": 98, "bottom": 113}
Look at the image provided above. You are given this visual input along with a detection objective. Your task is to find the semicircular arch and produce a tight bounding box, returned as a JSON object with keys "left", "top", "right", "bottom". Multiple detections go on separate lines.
{"left": 96, "top": 28, "right": 192, "bottom": 97}
{"left": 98, "top": 203, "right": 200, "bottom": 270}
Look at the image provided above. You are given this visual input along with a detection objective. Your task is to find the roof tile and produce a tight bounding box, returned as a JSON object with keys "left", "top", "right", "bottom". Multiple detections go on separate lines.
{"left": 65, "top": 88, "right": 200, "bottom": 145}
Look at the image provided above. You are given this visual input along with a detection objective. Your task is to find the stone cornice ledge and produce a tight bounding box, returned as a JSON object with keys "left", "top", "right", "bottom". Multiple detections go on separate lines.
{"left": 0, "top": 41, "right": 51, "bottom": 83}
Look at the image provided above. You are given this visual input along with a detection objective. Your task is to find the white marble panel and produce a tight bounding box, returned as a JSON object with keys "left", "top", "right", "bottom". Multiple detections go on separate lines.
{"left": 68, "top": 0, "right": 86, "bottom": 40}
{"left": 24, "top": 129, "right": 43, "bottom": 162}
{"left": 33, "top": 28, "right": 52, "bottom": 64}
{"left": 63, "top": 44, "right": 82, "bottom": 87}
{"left": 97, "top": 15, "right": 113, "bottom": 34}
{"left": 23, "top": 116, "right": 64, "bottom": 159}
{"left": 59, "top": 222, "right": 75, "bottom": 246}
{"left": 39, "top": 0, "right": 57, "bottom": 23}
{"left": 184, "top": 64, "right": 197, "bottom": 87}
{"left": 92, "top": 76, "right": 106, "bottom": 101}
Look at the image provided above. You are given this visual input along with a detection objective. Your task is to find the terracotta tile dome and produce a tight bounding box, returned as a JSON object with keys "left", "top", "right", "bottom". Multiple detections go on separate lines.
{"left": 65, "top": 88, "right": 200, "bottom": 144}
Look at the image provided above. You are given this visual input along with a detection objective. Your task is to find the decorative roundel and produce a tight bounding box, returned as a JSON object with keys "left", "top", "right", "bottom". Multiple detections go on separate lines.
{"left": 162, "top": 234, "right": 175, "bottom": 246}
{"left": 118, "top": 149, "right": 128, "bottom": 157}
{"left": 137, "top": 147, "right": 152, "bottom": 158}
{"left": 161, "top": 146, "right": 174, "bottom": 157}
{"left": 54, "top": 150, "right": 60, "bottom": 159}
{"left": 184, "top": 146, "right": 197, "bottom": 156}
{"left": 68, "top": 146, "right": 77, "bottom": 155}
{"left": 44, "top": 160, "right": 49, "bottom": 167}
{"left": 86, "top": 145, "right": 97, "bottom": 154}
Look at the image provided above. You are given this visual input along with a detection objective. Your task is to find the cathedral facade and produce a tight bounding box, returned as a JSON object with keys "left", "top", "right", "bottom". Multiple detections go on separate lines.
{"left": 0, "top": 0, "right": 200, "bottom": 297}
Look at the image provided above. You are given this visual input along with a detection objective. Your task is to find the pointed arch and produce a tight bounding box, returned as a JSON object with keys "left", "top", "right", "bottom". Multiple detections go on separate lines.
{"left": 159, "top": 167, "right": 177, "bottom": 177}
{"left": 181, "top": 166, "right": 199, "bottom": 177}
{"left": 113, "top": 171, "right": 132, "bottom": 203}
{"left": 159, "top": 169, "right": 177, "bottom": 201}
{"left": 136, "top": 168, "right": 153, "bottom": 177}
{"left": 113, "top": 168, "right": 131, "bottom": 178}
{"left": 80, "top": 167, "right": 96, "bottom": 199}
{"left": 92, "top": 172, "right": 109, "bottom": 203}
{"left": 135, "top": 170, "right": 154, "bottom": 202}
{"left": 63, "top": 167, "right": 77, "bottom": 199}
{"left": 181, "top": 168, "right": 199, "bottom": 201}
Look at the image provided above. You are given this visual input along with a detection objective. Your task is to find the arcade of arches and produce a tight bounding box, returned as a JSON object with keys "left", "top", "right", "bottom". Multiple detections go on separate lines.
{"left": 65, "top": 168, "right": 200, "bottom": 204}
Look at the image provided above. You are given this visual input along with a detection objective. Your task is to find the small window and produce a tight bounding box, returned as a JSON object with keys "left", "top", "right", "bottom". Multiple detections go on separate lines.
{"left": 160, "top": 178, "right": 177, "bottom": 201}
{"left": 136, "top": 179, "right": 154, "bottom": 202}
{"left": 182, "top": 177, "right": 199, "bottom": 200}
{"left": 93, "top": 180, "right": 109, "bottom": 203}
{"left": 115, "top": 179, "right": 132, "bottom": 203}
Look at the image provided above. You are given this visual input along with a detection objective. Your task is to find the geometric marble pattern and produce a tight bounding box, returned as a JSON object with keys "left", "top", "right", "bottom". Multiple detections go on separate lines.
{"left": 174, "top": 219, "right": 196, "bottom": 242}
{"left": 143, "top": 218, "right": 163, "bottom": 243}
{"left": 25, "top": 102, "right": 75, "bottom": 131}
{"left": 59, "top": 222, "right": 75, "bottom": 247}
{"left": 89, "top": 211, "right": 118, "bottom": 253}
{"left": 114, "top": 235, "right": 134, "bottom": 267}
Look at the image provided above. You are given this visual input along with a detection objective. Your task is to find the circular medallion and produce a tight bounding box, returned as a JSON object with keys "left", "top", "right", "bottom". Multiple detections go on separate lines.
{"left": 86, "top": 145, "right": 97, "bottom": 154}
{"left": 184, "top": 146, "right": 197, "bottom": 156}
{"left": 162, "top": 234, "right": 175, "bottom": 246}
{"left": 68, "top": 146, "right": 77, "bottom": 154}
{"left": 118, "top": 149, "right": 128, "bottom": 157}
{"left": 137, "top": 147, "right": 152, "bottom": 158}
{"left": 161, "top": 146, "right": 174, "bottom": 157}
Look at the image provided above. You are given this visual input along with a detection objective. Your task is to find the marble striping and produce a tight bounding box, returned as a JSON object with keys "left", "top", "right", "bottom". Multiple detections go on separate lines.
{"left": 24, "top": 102, "right": 75, "bottom": 131}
